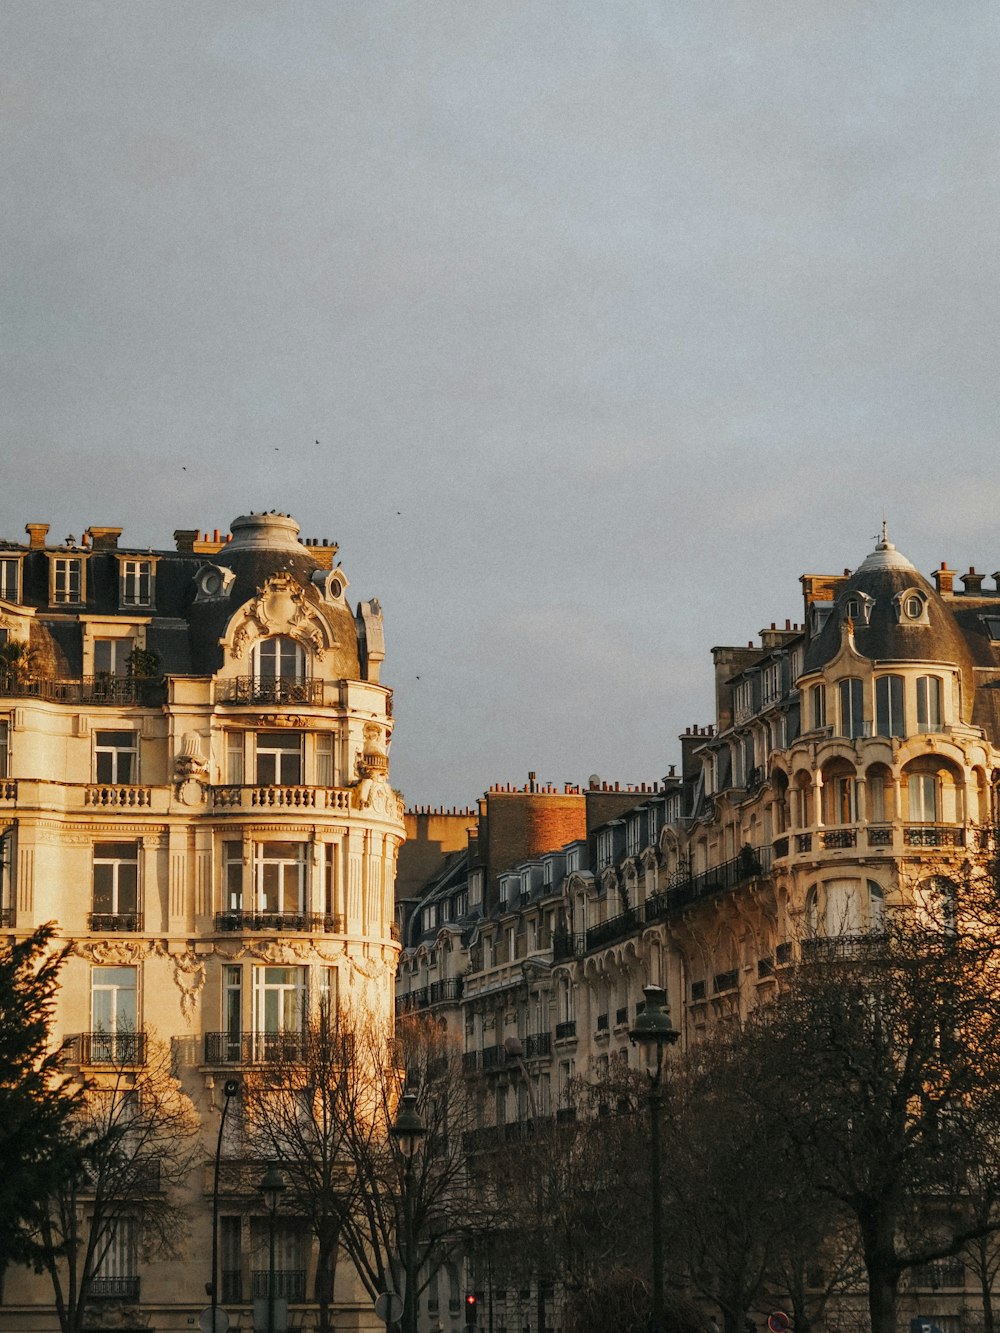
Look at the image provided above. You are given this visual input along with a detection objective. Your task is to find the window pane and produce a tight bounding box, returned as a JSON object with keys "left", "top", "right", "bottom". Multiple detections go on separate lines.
{"left": 876, "top": 675, "right": 905, "bottom": 737}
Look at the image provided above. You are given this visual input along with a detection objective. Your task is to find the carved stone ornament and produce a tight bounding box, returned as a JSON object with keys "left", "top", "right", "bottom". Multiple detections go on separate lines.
{"left": 224, "top": 574, "right": 334, "bottom": 663}
{"left": 168, "top": 950, "right": 206, "bottom": 1024}
{"left": 75, "top": 940, "right": 149, "bottom": 965}
{"left": 176, "top": 777, "right": 207, "bottom": 807}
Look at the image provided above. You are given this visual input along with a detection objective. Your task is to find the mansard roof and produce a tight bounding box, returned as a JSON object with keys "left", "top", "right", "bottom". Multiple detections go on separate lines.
{"left": 803, "top": 532, "right": 977, "bottom": 719}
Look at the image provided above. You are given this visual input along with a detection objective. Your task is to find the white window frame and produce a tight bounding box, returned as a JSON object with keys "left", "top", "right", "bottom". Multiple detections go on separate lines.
{"left": 93, "top": 843, "right": 140, "bottom": 917}
{"left": 91, "top": 965, "right": 138, "bottom": 1035}
{"left": 839, "top": 677, "right": 864, "bottom": 738}
{"left": 875, "top": 674, "right": 906, "bottom": 738}
{"left": 916, "top": 675, "right": 943, "bottom": 732}
{"left": 119, "top": 558, "right": 154, "bottom": 608}
{"left": 51, "top": 556, "right": 85, "bottom": 606}
{"left": 253, "top": 965, "right": 306, "bottom": 1038}
{"left": 252, "top": 636, "right": 305, "bottom": 683}
{"left": 909, "top": 773, "right": 940, "bottom": 823}
{"left": 94, "top": 638, "right": 133, "bottom": 677}
{"left": 255, "top": 731, "right": 303, "bottom": 786}
{"left": 95, "top": 731, "right": 138, "bottom": 784}
{"left": 252, "top": 842, "right": 307, "bottom": 915}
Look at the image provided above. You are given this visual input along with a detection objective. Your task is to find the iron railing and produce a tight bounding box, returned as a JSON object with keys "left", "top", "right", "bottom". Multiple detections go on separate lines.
{"left": 0, "top": 674, "right": 164, "bottom": 706}
{"left": 203, "top": 1032, "right": 306, "bottom": 1065}
{"left": 251, "top": 1270, "right": 307, "bottom": 1301}
{"left": 80, "top": 1032, "right": 146, "bottom": 1065}
{"left": 214, "top": 911, "right": 344, "bottom": 934}
{"left": 555, "top": 1020, "right": 577, "bottom": 1040}
{"left": 525, "top": 1032, "right": 551, "bottom": 1059}
{"left": 429, "top": 978, "right": 464, "bottom": 1004}
{"left": 88, "top": 1277, "right": 140, "bottom": 1301}
{"left": 88, "top": 912, "right": 143, "bottom": 932}
{"left": 217, "top": 676, "right": 322, "bottom": 705}
{"left": 904, "top": 825, "right": 965, "bottom": 848}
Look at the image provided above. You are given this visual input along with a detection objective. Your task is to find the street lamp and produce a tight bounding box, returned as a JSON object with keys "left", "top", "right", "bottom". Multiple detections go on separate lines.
{"left": 629, "top": 984, "right": 679, "bottom": 1333}
{"left": 390, "top": 1090, "right": 426, "bottom": 1333}
{"left": 257, "top": 1165, "right": 286, "bottom": 1333}
{"left": 209, "top": 1078, "right": 240, "bottom": 1333}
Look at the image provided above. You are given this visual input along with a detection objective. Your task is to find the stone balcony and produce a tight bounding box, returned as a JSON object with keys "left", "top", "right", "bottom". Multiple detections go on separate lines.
{"left": 773, "top": 823, "right": 969, "bottom": 863}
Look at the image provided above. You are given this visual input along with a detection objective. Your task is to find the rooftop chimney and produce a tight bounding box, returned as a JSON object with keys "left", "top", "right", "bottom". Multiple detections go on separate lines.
{"left": 174, "top": 529, "right": 199, "bottom": 553}
{"left": 25, "top": 523, "right": 49, "bottom": 549}
{"left": 933, "top": 562, "right": 954, "bottom": 595}
{"left": 960, "top": 567, "right": 985, "bottom": 595}
{"left": 86, "top": 526, "right": 122, "bottom": 551}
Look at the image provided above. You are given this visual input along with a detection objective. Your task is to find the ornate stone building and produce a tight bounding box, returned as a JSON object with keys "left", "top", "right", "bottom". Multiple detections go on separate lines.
{"left": 0, "top": 510, "right": 403, "bottom": 1331}
{"left": 397, "top": 530, "right": 1000, "bottom": 1333}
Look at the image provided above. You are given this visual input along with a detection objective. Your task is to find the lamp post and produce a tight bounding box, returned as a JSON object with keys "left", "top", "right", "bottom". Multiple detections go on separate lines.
{"left": 390, "top": 1090, "right": 426, "bottom": 1333}
{"left": 209, "top": 1079, "right": 240, "bottom": 1333}
{"left": 257, "top": 1165, "right": 286, "bottom": 1333}
{"left": 629, "top": 984, "right": 679, "bottom": 1333}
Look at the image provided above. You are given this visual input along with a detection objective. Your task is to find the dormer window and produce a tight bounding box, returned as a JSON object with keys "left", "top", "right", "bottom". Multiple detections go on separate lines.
{"left": 119, "top": 558, "right": 154, "bottom": 609}
{"left": 894, "top": 588, "right": 930, "bottom": 625}
{"left": 50, "top": 555, "right": 85, "bottom": 606}
{"left": 0, "top": 558, "right": 21, "bottom": 603}
{"left": 194, "top": 563, "right": 235, "bottom": 602}
{"left": 252, "top": 636, "right": 305, "bottom": 683}
{"left": 842, "top": 591, "right": 873, "bottom": 625}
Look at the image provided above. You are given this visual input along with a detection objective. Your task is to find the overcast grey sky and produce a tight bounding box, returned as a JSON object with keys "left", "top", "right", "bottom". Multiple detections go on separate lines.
{"left": 3, "top": 2, "right": 999, "bottom": 806}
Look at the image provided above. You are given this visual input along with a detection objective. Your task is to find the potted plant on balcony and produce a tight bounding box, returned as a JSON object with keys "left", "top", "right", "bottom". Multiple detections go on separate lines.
{"left": 0, "top": 638, "right": 39, "bottom": 693}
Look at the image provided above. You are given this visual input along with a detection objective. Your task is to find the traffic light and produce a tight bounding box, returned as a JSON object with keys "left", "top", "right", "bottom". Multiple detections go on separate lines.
{"left": 465, "top": 1292, "right": 478, "bottom": 1327}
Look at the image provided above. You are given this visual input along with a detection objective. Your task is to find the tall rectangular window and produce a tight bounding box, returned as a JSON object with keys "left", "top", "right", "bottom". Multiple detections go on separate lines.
{"left": 253, "top": 842, "right": 307, "bottom": 914}
{"left": 916, "top": 676, "right": 943, "bottom": 732}
{"left": 224, "top": 965, "right": 242, "bottom": 1062}
{"left": 876, "top": 675, "right": 905, "bottom": 738}
{"left": 810, "top": 684, "right": 826, "bottom": 730}
{"left": 253, "top": 966, "right": 306, "bottom": 1058}
{"left": 120, "top": 559, "right": 153, "bottom": 608}
{"left": 255, "top": 732, "right": 302, "bottom": 785}
{"left": 220, "top": 1218, "right": 243, "bottom": 1303}
{"left": 839, "top": 678, "right": 864, "bottom": 738}
{"left": 93, "top": 843, "right": 140, "bottom": 922}
{"left": 225, "top": 732, "right": 244, "bottom": 785}
{"left": 91, "top": 966, "right": 138, "bottom": 1060}
{"left": 0, "top": 558, "right": 20, "bottom": 602}
{"left": 315, "top": 733, "right": 334, "bottom": 787}
{"left": 223, "top": 842, "right": 243, "bottom": 910}
{"left": 0, "top": 719, "right": 9, "bottom": 779}
{"left": 94, "top": 638, "right": 131, "bottom": 676}
{"left": 909, "top": 774, "right": 940, "bottom": 822}
{"left": 93, "top": 1216, "right": 138, "bottom": 1298}
{"left": 95, "top": 731, "right": 138, "bottom": 784}
{"left": 322, "top": 843, "right": 340, "bottom": 923}
{"left": 52, "top": 557, "right": 83, "bottom": 605}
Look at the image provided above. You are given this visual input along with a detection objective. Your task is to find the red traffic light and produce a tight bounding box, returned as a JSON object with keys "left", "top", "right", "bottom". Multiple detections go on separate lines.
{"left": 465, "top": 1294, "right": 477, "bottom": 1308}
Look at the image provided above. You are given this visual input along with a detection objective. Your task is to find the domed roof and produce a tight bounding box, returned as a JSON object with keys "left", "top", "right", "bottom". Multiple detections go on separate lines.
{"left": 184, "top": 513, "right": 362, "bottom": 678}
{"left": 803, "top": 529, "right": 977, "bottom": 722}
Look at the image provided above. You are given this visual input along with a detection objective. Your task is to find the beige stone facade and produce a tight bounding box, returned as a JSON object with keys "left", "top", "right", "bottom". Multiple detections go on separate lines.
{"left": 398, "top": 532, "right": 1000, "bottom": 1333}
{"left": 0, "top": 511, "right": 402, "bottom": 1332}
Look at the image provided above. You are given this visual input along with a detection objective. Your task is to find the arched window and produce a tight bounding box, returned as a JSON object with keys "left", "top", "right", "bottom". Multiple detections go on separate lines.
{"left": 251, "top": 636, "right": 306, "bottom": 702}
{"left": 805, "top": 884, "right": 819, "bottom": 935}
{"left": 915, "top": 876, "right": 957, "bottom": 935}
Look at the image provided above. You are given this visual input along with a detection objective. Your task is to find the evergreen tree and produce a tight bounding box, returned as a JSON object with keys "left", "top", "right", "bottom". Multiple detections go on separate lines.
{"left": 0, "top": 925, "right": 80, "bottom": 1273}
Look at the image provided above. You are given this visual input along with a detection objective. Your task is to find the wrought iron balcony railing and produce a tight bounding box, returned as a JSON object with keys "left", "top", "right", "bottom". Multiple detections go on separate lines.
{"left": 904, "top": 825, "right": 965, "bottom": 848}
{"left": 555, "top": 1020, "right": 577, "bottom": 1040}
{"left": 0, "top": 674, "right": 164, "bottom": 706}
{"left": 216, "top": 676, "right": 322, "bottom": 705}
{"left": 214, "top": 911, "right": 345, "bottom": 934}
{"left": 79, "top": 1032, "right": 147, "bottom": 1065}
{"left": 88, "top": 1277, "right": 140, "bottom": 1302}
{"left": 251, "top": 1270, "right": 307, "bottom": 1301}
{"left": 204, "top": 1031, "right": 307, "bottom": 1065}
{"left": 89, "top": 912, "right": 143, "bottom": 932}
{"left": 525, "top": 1032, "right": 551, "bottom": 1059}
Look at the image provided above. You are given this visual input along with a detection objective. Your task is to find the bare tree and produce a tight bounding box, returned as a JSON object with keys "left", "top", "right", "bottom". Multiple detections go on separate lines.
{"left": 744, "top": 841, "right": 1000, "bottom": 1333}
{"left": 36, "top": 1034, "right": 200, "bottom": 1333}
{"left": 243, "top": 1011, "right": 479, "bottom": 1332}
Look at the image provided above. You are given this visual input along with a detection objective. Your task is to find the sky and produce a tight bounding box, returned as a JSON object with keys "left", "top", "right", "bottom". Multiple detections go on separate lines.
{"left": 3, "top": 2, "right": 999, "bottom": 808}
